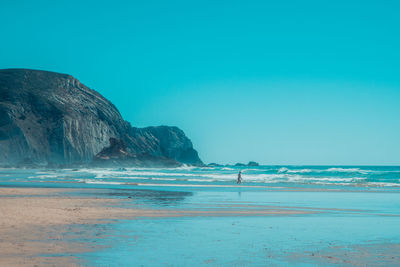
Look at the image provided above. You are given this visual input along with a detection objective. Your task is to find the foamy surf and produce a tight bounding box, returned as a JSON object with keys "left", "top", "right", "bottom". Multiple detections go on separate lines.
{"left": 1, "top": 166, "right": 399, "bottom": 188}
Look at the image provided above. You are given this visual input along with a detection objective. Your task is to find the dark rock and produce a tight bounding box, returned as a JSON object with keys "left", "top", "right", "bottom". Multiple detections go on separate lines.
{"left": 234, "top": 161, "right": 259, "bottom": 167}
{"left": 125, "top": 126, "right": 203, "bottom": 166}
{"left": 93, "top": 137, "right": 181, "bottom": 167}
{"left": 95, "top": 138, "right": 130, "bottom": 160}
{"left": 0, "top": 69, "right": 203, "bottom": 167}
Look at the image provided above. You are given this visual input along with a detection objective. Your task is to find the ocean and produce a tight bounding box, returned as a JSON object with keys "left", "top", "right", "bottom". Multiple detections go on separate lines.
{"left": 1, "top": 165, "right": 399, "bottom": 189}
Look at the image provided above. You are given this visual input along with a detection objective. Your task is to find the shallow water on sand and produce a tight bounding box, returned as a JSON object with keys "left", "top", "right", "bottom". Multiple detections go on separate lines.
{"left": 80, "top": 189, "right": 400, "bottom": 266}
{"left": 1, "top": 166, "right": 400, "bottom": 266}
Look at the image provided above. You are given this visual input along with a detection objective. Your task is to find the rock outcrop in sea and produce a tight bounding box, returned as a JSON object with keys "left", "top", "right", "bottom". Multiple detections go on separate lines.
{"left": 0, "top": 69, "right": 203, "bottom": 167}
{"left": 234, "top": 161, "right": 260, "bottom": 167}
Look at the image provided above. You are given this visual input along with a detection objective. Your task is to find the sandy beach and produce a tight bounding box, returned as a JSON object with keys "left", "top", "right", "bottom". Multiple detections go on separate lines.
{"left": 0, "top": 186, "right": 322, "bottom": 266}
{"left": 0, "top": 187, "right": 128, "bottom": 266}
{"left": 0, "top": 187, "right": 182, "bottom": 266}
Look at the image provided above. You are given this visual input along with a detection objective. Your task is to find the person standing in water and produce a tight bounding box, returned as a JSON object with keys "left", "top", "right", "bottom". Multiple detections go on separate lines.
{"left": 237, "top": 170, "right": 242, "bottom": 184}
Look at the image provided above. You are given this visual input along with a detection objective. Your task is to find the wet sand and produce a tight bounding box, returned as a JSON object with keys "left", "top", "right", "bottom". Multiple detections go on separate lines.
{"left": 288, "top": 243, "right": 400, "bottom": 266}
{"left": 0, "top": 187, "right": 172, "bottom": 266}
{"left": 0, "top": 187, "right": 315, "bottom": 266}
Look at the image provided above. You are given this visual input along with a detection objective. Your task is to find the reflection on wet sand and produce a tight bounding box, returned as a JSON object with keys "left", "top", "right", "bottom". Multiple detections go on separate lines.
{"left": 88, "top": 188, "right": 193, "bottom": 206}
{"left": 288, "top": 243, "right": 400, "bottom": 266}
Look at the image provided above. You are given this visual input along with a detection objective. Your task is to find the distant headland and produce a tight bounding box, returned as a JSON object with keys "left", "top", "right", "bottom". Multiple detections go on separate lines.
{"left": 0, "top": 69, "right": 203, "bottom": 167}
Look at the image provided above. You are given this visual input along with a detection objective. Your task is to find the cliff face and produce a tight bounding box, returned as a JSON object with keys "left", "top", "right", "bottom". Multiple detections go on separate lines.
{"left": 0, "top": 69, "right": 203, "bottom": 167}
{"left": 125, "top": 126, "right": 203, "bottom": 166}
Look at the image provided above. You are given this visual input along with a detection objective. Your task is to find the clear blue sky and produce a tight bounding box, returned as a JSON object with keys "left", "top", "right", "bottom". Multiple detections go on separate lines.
{"left": 1, "top": 0, "right": 400, "bottom": 165}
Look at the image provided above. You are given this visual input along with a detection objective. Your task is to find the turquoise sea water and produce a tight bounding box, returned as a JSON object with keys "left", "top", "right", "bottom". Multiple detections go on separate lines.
{"left": 1, "top": 166, "right": 400, "bottom": 266}
{"left": 1, "top": 165, "right": 399, "bottom": 188}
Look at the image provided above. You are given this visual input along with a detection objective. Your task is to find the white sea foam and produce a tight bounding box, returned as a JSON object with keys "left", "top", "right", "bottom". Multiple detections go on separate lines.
{"left": 312, "top": 182, "right": 352, "bottom": 186}
{"left": 109, "top": 176, "right": 149, "bottom": 180}
{"left": 75, "top": 169, "right": 369, "bottom": 184}
{"left": 29, "top": 174, "right": 59, "bottom": 179}
{"left": 278, "top": 167, "right": 375, "bottom": 174}
{"left": 84, "top": 180, "right": 123, "bottom": 185}
{"left": 34, "top": 167, "right": 399, "bottom": 188}
{"left": 278, "top": 167, "right": 289, "bottom": 173}
{"left": 187, "top": 179, "right": 214, "bottom": 182}
{"left": 151, "top": 178, "right": 178, "bottom": 181}
{"left": 365, "top": 182, "right": 400, "bottom": 187}
{"left": 277, "top": 167, "right": 313, "bottom": 173}
{"left": 287, "top": 169, "right": 313, "bottom": 173}
{"left": 292, "top": 177, "right": 365, "bottom": 182}
{"left": 326, "top": 168, "right": 369, "bottom": 174}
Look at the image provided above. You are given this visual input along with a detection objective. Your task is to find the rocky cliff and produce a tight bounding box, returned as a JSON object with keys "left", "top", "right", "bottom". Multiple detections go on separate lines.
{"left": 0, "top": 69, "right": 203, "bottom": 167}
